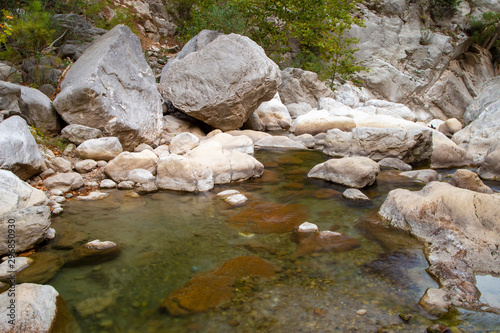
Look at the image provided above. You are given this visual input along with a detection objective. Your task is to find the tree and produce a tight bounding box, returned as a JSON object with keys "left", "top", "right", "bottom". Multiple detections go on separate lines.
{"left": 174, "top": 0, "right": 366, "bottom": 87}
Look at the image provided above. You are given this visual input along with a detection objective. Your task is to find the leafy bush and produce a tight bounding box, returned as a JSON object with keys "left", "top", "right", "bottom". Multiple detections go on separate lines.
{"left": 430, "top": 0, "right": 461, "bottom": 21}
{"left": 469, "top": 11, "right": 500, "bottom": 50}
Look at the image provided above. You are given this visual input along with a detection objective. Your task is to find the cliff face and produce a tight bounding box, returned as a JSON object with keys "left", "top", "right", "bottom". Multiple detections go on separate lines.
{"left": 348, "top": 0, "right": 499, "bottom": 122}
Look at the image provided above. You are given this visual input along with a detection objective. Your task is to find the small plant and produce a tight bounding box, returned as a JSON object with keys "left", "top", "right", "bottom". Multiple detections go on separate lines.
{"left": 30, "top": 125, "right": 70, "bottom": 152}
{"left": 0, "top": 9, "right": 13, "bottom": 44}
{"left": 469, "top": 11, "right": 500, "bottom": 50}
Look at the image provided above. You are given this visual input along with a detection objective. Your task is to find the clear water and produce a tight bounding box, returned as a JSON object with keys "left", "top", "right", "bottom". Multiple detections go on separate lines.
{"left": 46, "top": 150, "right": 500, "bottom": 332}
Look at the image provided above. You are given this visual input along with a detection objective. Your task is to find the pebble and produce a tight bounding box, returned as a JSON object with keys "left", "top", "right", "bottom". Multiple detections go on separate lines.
{"left": 356, "top": 309, "right": 367, "bottom": 315}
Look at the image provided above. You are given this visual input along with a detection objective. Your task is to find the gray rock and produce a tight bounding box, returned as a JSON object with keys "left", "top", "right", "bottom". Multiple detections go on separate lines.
{"left": 135, "top": 182, "right": 158, "bottom": 194}
{"left": 160, "top": 31, "right": 281, "bottom": 131}
{"left": 161, "top": 115, "right": 205, "bottom": 140}
{"left": 293, "top": 134, "right": 315, "bottom": 149}
{"left": 0, "top": 257, "right": 33, "bottom": 280}
{"left": 291, "top": 110, "right": 356, "bottom": 136}
{"left": 379, "top": 182, "right": 500, "bottom": 313}
{"left": 40, "top": 168, "right": 56, "bottom": 179}
{"left": 0, "top": 62, "right": 22, "bottom": 83}
{"left": 450, "top": 169, "right": 493, "bottom": 194}
{"left": 156, "top": 155, "right": 214, "bottom": 192}
{"left": 53, "top": 25, "right": 163, "bottom": 150}
{"left": 127, "top": 168, "right": 155, "bottom": 184}
{"left": 134, "top": 143, "right": 154, "bottom": 152}
{"left": 188, "top": 141, "right": 264, "bottom": 184}
{"left": 61, "top": 124, "right": 103, "bottom": 145}
{"left": 65, "top": 240, "right": 121, "bottom": 266}
{"left": 400, "top": 169, "right": 439, "bottom": 184}
{"left": 104, "top": 150, "right": 158, "bottom": 183}
{"left": 19, "top": 85, "right": 62, "bottom": 136}
{"left": 438, "top": 118, "right": 462, "bottom": 137}
{"left": 75, "top": 159, "right": 97, "bottom": 173}
{"left": 250, "top": 93, "right": 292, "bottom": 131}
{"left": 478, "top": 145, "right": 500, "bottom": 180}
{"left": 117, "top": 181, "right": 134, "bottom": 189}
{"left": 43, "top": 172, "right": 84, "bottom": 192}
{"left": 169, "top": 132, "right": 200, "bottom": 155}
{"left": 203, "top": 133, "right": 254, "bottom": 154}
{"left": 0, "top": 170, "right": 47, "bottom": 215}
{"left": 378, "top": 157, "right": 412, "bottom": 171}
{"left": 225, "top": 130, "right": 272, "bottom": 143}
{"left": 0, "top": 116, "right": 44, "bottom": 179}
{"left": 0, "top": 81, "right": 22, "bottom": 115}
{"left": 431, "top": 132, "right": 474, "bottom": 169}
{"left": 75, "top": 137, "right": 123, "bottom": 161}
{"left": 46, "top": 157, "right": 72, "bottom": 173}
{"left": 0, "top": 206, "right": 51, "bottom": 256}
{"left": 153, "top": 145, "right": 170, "bottom": 158}
{"left": 286, "top": 102, "right": 315, "bottom": 119}
{"left": 343, "top": 189, "right": 371, "bottom": 201}
{"left": 100, "top": 179, "right": 117, "bottom": 189}
{"left": 254, "top": 136, "right": 307, "bottom": 150}
{"left": 0, "top": 283, "right": 78, "bottom": 333}
{"left": 308, "top": 156, "right": 380, "bottom": 188}
{"left": 279, "top": 67, "right": 335, "bottom": 108}
{"left": 76, "top": 191, "right": 109, "bottom": 201}
{"left": 323, "top": 127, "right": 433, "bottom": 164}
{"left": 359, "top": 99, "right": 417, "bottom": 122}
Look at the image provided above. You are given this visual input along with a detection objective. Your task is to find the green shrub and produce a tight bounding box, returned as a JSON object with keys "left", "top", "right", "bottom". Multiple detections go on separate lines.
{"left": 430, "top": 0, "right": 461, "bottom": 21}
{"left": 469, "top": 11, "right": 500, "bottom": 50}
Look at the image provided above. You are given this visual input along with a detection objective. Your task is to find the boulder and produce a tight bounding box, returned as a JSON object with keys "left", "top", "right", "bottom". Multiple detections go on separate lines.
{"left": 438, "top": 118, "right": 462, "bottom": 137}
{"left": 291, "top": 110, "right": 356, "bottom": 136}
{"left": 379, "top": 182, "right": 500, "bottom": 312}
{"left": 292, "top": 222, "right": 319, "bottom": 242}
{"left": 286, "top": 102, "right": 315, "bottom": 119}
{"left": 203, "top": 133, "right": 254, "bottom": 154}
{"left": 307, "top": 156, "right": 380, "bottom": 188}
{"left": 0, "top": 81, "right": 22, "bottom": 117}
{"left": 169, "top": 132, "right": 200, "bottom": 155}
{"left": 0, "top": 62, "right": 22, "bottom": 83}
{"left": 431, "top": 132, "right": 474, "bottom": 169}
{"left": 450, "top": 169, "right": 493, "bottom": 194}
{"left": 323, "top": 127, "right": 433, "bottom": 164}
{"left": 278, "top": 67, "right": 335, "bottom": 108}
{"left": 104, "top": 150, "right": 158, "bottom": 183}
{"left": 0, "top": 206, "right": 51, "bottom": 256}
{"left": 293, "top": 134, "right": 315, "bottom": 149}
{"left": 452, "top": 77, "right": 500, "bottom": 164}
{"left": 53, "top": 25, "right": 163, "bottom": 150}
{"left": 225, "top": 130, "right": 272, "bottom": 143}
{"left": 160, "top": 256, "right": 276, "bottom": 316}
{"left": 127, "top": 168, "right": 155, "bottom": 184}
{"left": 161, "top": 115, "right": 205, "bottom": 141}
{"left": 76, "top": 191, "right": 109, "bottom": 201}
{"left": 100, "top": 179, "right": 117, "bottom": 189}
{"left": 19, "top": 85, "right": 61, "bottom": 136}
{"left": 65, "top": 240, "right": 121, "bottom": 266}
{"left": 75, "top": 137, "right": 123, "bottom": 161}
{"left": 357, "top": 99, "right": 417, "bottom": 122}
{"left": 61, "top": 124, "right": 103, "bottom": 145}
{"left": 378, "top": 157, "right": 412, "bottom": 171}
{"left": 317, "top": 97, "right": 355, "bottom": 117}
{"left": 75, "top": 159, "right": 97, "bottom": 173}
{"left": 160, "top": 31, "right": 281, "bottom": 131}
{"left": 0, "top": 170, "right": 47, "bottom": 215}
{"left": 0, "top": 283, "right": 78, "bottom": 333}
{"left": 156, "top": 155, "right": 214, "bottom": 192}
{"left": 343, "top": 189, "right": 371, "bottom": 202}
{"left": 43, "top": 172, "right": 84, "bottom": 193}
{"left": 188, "top": 141, "right": 263, "bottom": 184}
{"left": 254, "top": 136, "right": 307, "bottom": 150}
{"left": 400, "top": 169, "right": 439, "bottom": 184}
{"left": 249, "top": 92, "right": 292, "bottom": 131}
{"left": 46, "top": 157, "right": 72, "bottom": 173}
{"left": 478, "top": 145, "right": 500, "bottom": 180}
{"left": 0, "top": 116, "right": 44, "bottom": 179}
{"left": 14, "top": 252, "right": 65, "bottom": 284}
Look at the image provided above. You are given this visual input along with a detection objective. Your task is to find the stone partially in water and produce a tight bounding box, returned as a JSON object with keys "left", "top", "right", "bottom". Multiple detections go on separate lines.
{"left": 15, "top": 252, "right": 65, "bottom": 284}
{"left": 292, "top": 222, "right": 319, "bottom": 243}
{"left": 64, "top": 240, "right": 121, "bottom": 266}
{"left": 160, "top": 256, "right": 276, "bottom": 316}
{"left": 295, "top": 231, "right": 361, "bottom": 257}
{"left": 225, "top": 201, "right": 309, "bottom": 233}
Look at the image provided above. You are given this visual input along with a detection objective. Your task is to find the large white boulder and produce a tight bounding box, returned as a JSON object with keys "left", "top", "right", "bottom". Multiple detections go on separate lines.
{"left": 0, "top": 170, "right": 47, "bottom": 215}
{"left": 75, "top": 137, "right": 123, "bottom": 161}
{"left": 104, "top": 150, "right": 158, "bottom": 183}
{"left": 0, "top": 116, "right": 44, "bottom": 180}
{"left": 159, "top": 31, "right": 281, "bottom": 131}
{"left": 156, "top": 155, "right": 214, "bottom": 192}
{"left": 53, "top": 25, "right": 163, "bottom": 150}
{"left": 291, "top": 110, "right": 356, "bottom": 136}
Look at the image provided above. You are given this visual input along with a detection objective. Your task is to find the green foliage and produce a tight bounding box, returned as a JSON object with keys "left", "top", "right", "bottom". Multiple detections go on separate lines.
{"left": 82, "top": 0, "right": 138, "bottom": 34}
{"left": 1, "top": 0, "right": 55, "bottom": 60}
{"left": 430, "top": 0, "right": 461, "bottom": 20}
{"left": 0, "top": 9, "right": 13, "bottom": 44}
{"left": 469, "top": 11, "right": 500, "bottom": 49}
{"left": 30, "top": 125, "right": 70, "bottom": 150}
{"left": 173, "top": 0, "right": 367, "bottom": 87}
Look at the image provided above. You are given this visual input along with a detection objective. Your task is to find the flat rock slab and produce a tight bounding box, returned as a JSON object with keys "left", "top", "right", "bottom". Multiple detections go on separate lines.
{"left": 160, "top": 256, "right": 276, "bottom": 316}
{"left": 379, "top": 182, "right": 500, "bottom": 313}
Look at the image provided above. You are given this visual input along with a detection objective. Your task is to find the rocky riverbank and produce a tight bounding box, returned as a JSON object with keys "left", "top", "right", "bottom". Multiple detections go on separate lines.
{"left": 1, "top": 4, "right": 500, "bottom": 330}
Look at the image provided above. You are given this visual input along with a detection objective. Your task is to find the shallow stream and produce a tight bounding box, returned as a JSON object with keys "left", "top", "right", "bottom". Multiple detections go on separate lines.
{"left": 47, "top": 150, "right": 500, "bottom": 332}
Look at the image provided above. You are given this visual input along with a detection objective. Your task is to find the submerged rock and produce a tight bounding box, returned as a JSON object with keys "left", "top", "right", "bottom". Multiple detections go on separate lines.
{"left": 308, "top": 156, "right": 380, "bottom": 188}
{"left": 400, "top": 169, "right": 439, "bottom": 184}
{"left": 15, "top": 252, "right": 65, "bottom": 284}
{"left": 295, "top": 231, "right": 361, "bottom": 257}
{"left": 379, "top": 182, "right": 500, "bottom": 313}
{"left": 226, "top": 201, "right": 309, "bottom": 233}
{"left": 65, "top": 240, "right": 121, "bottom": 266}
{"left": 160, "top": 256, "right": 276, "bottom": 316}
